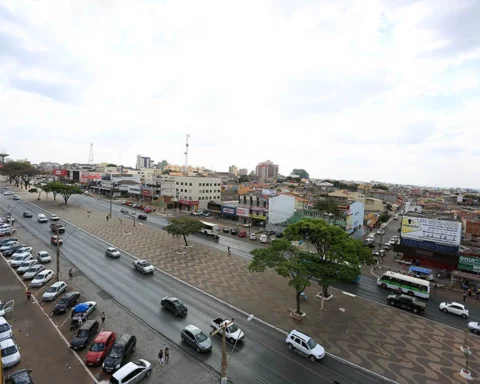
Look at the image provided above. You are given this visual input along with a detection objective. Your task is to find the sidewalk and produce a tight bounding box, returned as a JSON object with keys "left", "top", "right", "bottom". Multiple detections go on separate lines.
{"left": 13, "top": 190, "right": 480, "bottom": 383}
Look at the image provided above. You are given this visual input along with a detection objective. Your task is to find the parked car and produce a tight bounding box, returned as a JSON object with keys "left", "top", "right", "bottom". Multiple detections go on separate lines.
{"left": 50, "top": 214, "right": 60, "bottom": 221}
{"left": 138, "top": 214, "right": 147, "bottom": 220}
{"left": 0, "top": 238, "right": 17, "bottom": 246}
{"left": 383, "top": 243, "right": 392, "bottom": 250}
{"left": 12, "top": 246, "right": 33, "bottom": 257}
{"left": 30, "top": 269, "right": 54, "bottom": 287}
{"left": 376, "top": 230, "right": 385, "bottom": 235}
{"left": 102, "top": 334, "right": 137, "bottom": 373}
{"left": 85, "top": 331, "right": 116, "bottom": 366}
{"left": 17, "top": 259, "right": 38, "bottom": 274}
{"left": 181, "top": 324, "right": 212, "bottom": 353}
{"left": 0, "top": 338, "right": 21, "bottom": 368}
{"left": 222, "top": 227, "right": 230, "bottom": 233}
{"left": 230, "top": 228, "right": 237, "bottom": 235}
{"left": 42, "top": 281, "right": 68, "bottom": 302}
{"left": 4, "top": 369, "right": 34, "bottom": 384}
{"left": 0, "top": 226, "right": 15, "bottom": 236}
{"left": 0, "top": 316, "right": 13, "bottom": 341}
{"left": 394, "top": 215, "right": 399, "bottom": 220}
{"left": 37, "top": 251, "right": 52, "bottom": 263}
{"left": 9, "top": 253, "right": 33, "bottom": 268}
{"left": 50, "top": 236, "right": 63, "bottom": 246}
{"left": 439, "top": 302, "right": 469, "bottom": 318}
{"left": 249, "top": 233, "right": 257, "bottom": 241}
{"left": 22, "top": 264, "right": 45, "bottom": 280}
{"left": 12, "top": 196, "right": 20, "bottom": 201}
{"left": 238, "top": 231, "right": 247, "bottom": 238}
{"left": 106, "top": 247, "right": 121, "bottom": 258}
{"left": 23, "top": 211, "right": 33, "bottom": 218}
{"left": 133, "top": 259, "right": 154, "bottom": 274}
{"left": 468, "top": 321, "right": 480, "bottom": 334}
{"left": 53, "top": 292, "right": 81, "bottom": 314}
{"left": 0, "top": 241, "right": 21, "bottom": 253}
{"left": 70, "top": 320, "right": 99, "bottom": 350}
{"left": 72, "top": 301, "right": 97, "bottom": 322}
{"left": 0, "top": 300, "right": 14, "bottom": 317}
{"left": 109, "top": 359, "right": 152, "bottom": 383}
{"left": 387, "top": 294, "right": 426, "bottom": 314}
{"left": 259, "top": 234, "right": 268, "bottom": 243}
{"left": 285, "top": 329, "right": 325, "bottom": 362}
{"left": 2, "top": 244, "right": 26, "bottom": 258}
{"left": 161, "top": 296, "right": 188, "bottom": 317}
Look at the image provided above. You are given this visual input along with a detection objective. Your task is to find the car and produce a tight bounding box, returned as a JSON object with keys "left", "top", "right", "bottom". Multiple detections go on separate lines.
{"left": 389, "top": 239, "right": 397, "bottom": 245}
{"left": 3, "top": 190, "right": 13, "bottom": 196}
{"left": 72, "top": 301, "right": 97, "bottom": 322}
{"left": 133, "top": 259, "right": 154, "bottom": 274}
{"left": 230, "top": 228, "right": 237, "bottom": 235}
{"left": 138, "top": 214, "right": 147, "bottom": 220}
{"left": 12, "top": 246, "right": 33, "bottom": 257}
{"left": 0, "top": 226, "right": 15, "bottom": 236}
{"left": 387, "top": 294, "right": 426, "bottom": 314}
{"left": 106, "top": 247, "right": 121, "bottom": 258}
{"left": 53, "top": 292, "right": 81, "bottom": 314}
{"left": 238, "top": 230, "right": 247, "bottom": 238}
{"left": 8, "top": 253, "right": 33, "bottom": 268}
{"left": 468, "top": 321, "right": 480, "bottom": 334}
{"left": 2, "top": 244, "right": 26, "bottom": 258}
{"left": 50, "top": 214, "right": 60, "bottom": 221}
{"left": 0, "top": 338, "right": 21, "bottom": 368}
{"left": 30, "top": 269, "right": 54, "bottom": 287}
{"left": 42, "top": 281, "right": 68, "bottom": 302}
{"left": 181, "top": 324, "right": 212, "bottom": 353}
{"left": 0, "top": 238, "right": 17, "bottom": 246}
{"left": 6, "top": 216, "right": 15, "bottom": 223}
{"left": 394, "top": 215, "right": 399, "bottom": 220}
{"left": 17, "top": 259, "right": 38, "bottom": 274}
{"left": 23, "top": 264, "right": 45, "bottom": 280}
{"left": 4, "top": 369, "right": 34, "bottom": 384}
{"left": 383, "top": 243, "right": 392, "bottom": 250}
{"left": 50, "top": 236, "right": 63, "bottom": 246}
{"left": 109, "top": 359, "right": 152, "bottom": 383}
{"left": 222, "top": 226, "right": 230, "bottom": 233}
{"left": 376, "top": 230, "right": 385, "bottom": 235}
{"left": 120, "top": 207, "right": 129, "bottom": 213}
{"left": 12, "top": 196, "right": 20, "bottom": 200}
{"left": 259, "top": 234, "right": 268, "bottom": 243}
{"left": 0, "top": 241, "right": 20, "bottom": 252}
{"left": 23, "top": 211, "right": 33, "bottom": 218}
{"left": 439, "top": 302, "right": 469, "bottom": 318}
{"left": 102, "top": 334, "right": 137, "bottom": 373}
{"left": 249, "top": 233, "right": 257, "bottom": 240}
{"left": 161, "top": 296, "right": 188, "bottom": 317}
{"left": 85, "top": 331, "right": 116, "bottom": 366}
{"left": 0, "top": 316, "right": 13, "bottom": 341}
{"left": 285, "top": 329, "right": 325, "bottom": 362}
{"left": 70, "top": 320, "right": 99, "bottom": 350}
{"left": 0, "top": 300, "right": 14, "bottom": 317}
{"left": 37, "top": 250, "right": 52, "bottom": 263}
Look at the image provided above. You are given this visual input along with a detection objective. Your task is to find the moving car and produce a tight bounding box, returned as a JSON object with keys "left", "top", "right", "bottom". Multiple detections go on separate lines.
{"left": 285, "top": 329, "right": 325, "bottom": 362}
{"left": 0, "top": 338, "right": 21, "bottom": 368}
{"left": 13, "top": 196, "right": 20, "bottom": 201}
{"left": 394, "top": 215, "right": 399, "bottom": 220}
{"left": 120, "top": 207, "right": 128, "bottom": 213}
{"left": 181, "top": 325, "right": 212, "bottom": 353}
{"left": 211, "top": 318, "right": 245, "bottom": 344}
{"left": 222, "top": 227, "right": 230, "bottom": 233}
{"left": 230, "top": 228, "right": 237, "bottom": 235}
{"left": 0, "top": 316, "right": 13, "bottom": 341}
{"left": 30, "top": 269, "right": 54, "bottom": 287}
{"left": 50, "top": 214, "right": 60, "bottom": 221}
{"left": 42, "top": 281, "right": 68, "bottom": 302}
{"left": 5, "top": 369, "right": 34, "bottom": 384}
{"left": 37, "top": 251, "right": 52, "bottom": 263}
{"left": 102, "top": 334, "right": 137, "bottom": 373}
{"left": 468, "top": 321, "right": 480, "bottom": 334}
{"left": 22, "top": 264, "right": 45, "bottom": 280}
{"left": 50, "top": 223, "right": 65, "bottom": 233}
{"left": 85, "top": 331, "right": 116, "bottom": 367}
{"left": 161, "top": 296, "right": 188, "bottom": 317}
{"left": 376, "top": 230, "right": 385, "bottom": 235}
{"left": 53, "top": 292, "right": 81, "bottom": 314}
{"left": 133, "top": 259, "right": 154, "bottom": 274}
{"left": 109, "top": 359, "right": 152, "bottom": 383}
{"left": 23, "top": 211, "right": 33, "bottom": 218}
{"left": 37, "top": 214, "right": 48, "bottom": 223}
{"left": 70, "top": 320, "right": 99, "bottom": 350}
{"left": 238, "top": 231, "right": 247, "bottom": 238}
{"left": 3, "top": 190, "right": 13, "bottom": 196}
{"left": 387, "top": 294, "right": 426, "bottom": 314}
{"left": 259, "top": 234, "right": 268, "bottom": 243}
{"left": 50, "top": 236, "right": 63, "bottom": 246}
{"left": 8, "top": 253, "right": 33, "bottom": 268}
{"left": 16, "top": 259, "right": 38, "bottom": 274}
{"left": 249, "top": 233, "right": 257, "bottom": 241}
{"left": 138, "top": 214, "right": 147, "bottom": 220}
{"left": 106, "top": 247, "right": 121, "bottom": 258}
{"left": 439, "top": 302, "right": 469, "bottom": 318}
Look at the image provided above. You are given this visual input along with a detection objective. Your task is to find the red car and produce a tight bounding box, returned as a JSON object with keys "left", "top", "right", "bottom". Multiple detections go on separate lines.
{"left": 50, "top": 236, "right": 63, "bottom": 246}
{"left": 238, "top": 231, "right": 247, "bottom": 238}
{"left": 144, "top": 207, "right": 152, "bottom": 213}
{"left": 85, "top": 331, "right": 116, "bottom": 366}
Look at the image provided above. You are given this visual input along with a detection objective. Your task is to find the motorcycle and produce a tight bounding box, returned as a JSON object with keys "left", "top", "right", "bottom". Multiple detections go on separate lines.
{"left": 214, "top": 235, "right": 220, "bottom": 243}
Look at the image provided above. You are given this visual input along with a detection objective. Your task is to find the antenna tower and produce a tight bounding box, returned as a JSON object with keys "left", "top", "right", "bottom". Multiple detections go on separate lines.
{"left": 0, "top": 149, "right": 9, "bottom": 165}
{"left": 88, "top": 143, "right": 94, "bottom": 165}
{"left": 184, "top": 134, "right": 190, "bottom": 171}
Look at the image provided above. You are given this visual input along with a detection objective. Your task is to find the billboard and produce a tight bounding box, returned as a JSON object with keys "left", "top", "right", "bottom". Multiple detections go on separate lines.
{"left": 262, "top": 189, "right": 276, "bottom": 196}
{"left": 400, "top": 238, "right": 460, "bottom": 256}
{"left": 80, "top": 172, "right": 102, "bottom": 183}
{"left": 236, "top": 207, "right": 250, "bottom": 217}
{"left": 53, "top": 169, "right": 68, "bottom": 177}
{"left": 221, "top": 206, "right": 236, "bottom": 215}
{"left": 458, "top": 255, "right": 480, "bottom": 273}
{"left": 401, "top": 216, "right": 462, "bottom": 246}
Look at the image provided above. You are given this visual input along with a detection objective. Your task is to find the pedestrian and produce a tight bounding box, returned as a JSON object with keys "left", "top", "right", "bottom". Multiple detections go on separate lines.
{"left": 101, "top": 311, "right": 106, "bottom": 325}
{"left": 68, "top": 268, "right": 73, "bottom": 280}
{"left": 476, "top": 288, "right": 480, "bottom": 300}
{"left": 164, "top": 347, "right": 169, "bottom": 363}
{"left": 434, "top": 283, "right": 437, "bottom": 293}
{"left": 463, "top": 291, "right": 467, "bottom": 302}
{"left": 25, "top": 288, "right": 32, "bottom": 301}
{"left": 158, "top": 349, "right": 164, "bottom": 367}
{"left": 468, "top": 288, "right": 473, "bottom": 297}
{"left": 106, "top": 215, "right": 109, "bottom": 221}
{"left": 227, "top": 246, "right": 231, "bottom": 256}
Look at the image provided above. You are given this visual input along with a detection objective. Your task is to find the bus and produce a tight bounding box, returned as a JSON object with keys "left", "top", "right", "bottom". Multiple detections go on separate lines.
{"left": 199, "top": 221, "right": 219, "bottom": 236}
{"left": 377, "top": 271, "right": 430, "bottom": 299}
{"left": 408, "top": 266, "right": 434, "bottom": 281}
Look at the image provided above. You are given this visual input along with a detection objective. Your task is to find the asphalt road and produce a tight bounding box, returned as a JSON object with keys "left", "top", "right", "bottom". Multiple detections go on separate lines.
{"left": 0, "top": 197, "right": 391, "bottom": 384}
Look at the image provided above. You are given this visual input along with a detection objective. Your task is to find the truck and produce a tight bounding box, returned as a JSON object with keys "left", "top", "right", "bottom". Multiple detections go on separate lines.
{"left": 211, "top": 318, "right": 245, "bottom": 344}
{"left": 50, "top": 223, "right": 65, "bottom": 234}
{"left": 387, "top": 294, "right": 427, "bottom": 314}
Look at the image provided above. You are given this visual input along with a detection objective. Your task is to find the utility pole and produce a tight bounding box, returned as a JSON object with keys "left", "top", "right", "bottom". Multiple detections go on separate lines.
{"left": 55, "top": 227, "right": 61, "bottom": 282}
{"left": 210, "top": 320, "right": 231, "bottom": 384}
{"left": 109, "top": 185, "right": 113, "bottom": 218}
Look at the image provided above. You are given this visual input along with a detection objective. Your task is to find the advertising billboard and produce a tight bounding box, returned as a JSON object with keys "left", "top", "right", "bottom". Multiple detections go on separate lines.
{"left": 236, "top": 207, "right": 250, "bottom": 217}
{"left": 262, "top": 189, "right": 276, "bottom": 196}
{"left": 128, "top": 186, "right": 141, "bottom": 194}
{"left": 80, "top": 172, "right": 102, "bottom": 183}
{"left": 221, "top": 206, "right": 236, "bottom": 215}
{"left": 401, "top": 216, "right": 462, "bottom": 246}
{"left": 53, "top": 169, "right": 68, "bottom": 177}
{"left": 458, "top": 255, "right": 480, "bottom": 273}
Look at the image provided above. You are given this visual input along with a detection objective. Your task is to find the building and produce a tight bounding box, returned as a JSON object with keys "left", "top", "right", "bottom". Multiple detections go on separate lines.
{"left": 355, "top": 197, "right": 385, "bottom": 212}
{"left": 238, "top": 168, "right": 248, "bottom": 176}
{"left": 136, "top": 155, "right": 153, "bottom": 169}
{"left": 157, "top": 160, "right": 168, "bottom": 171}
{"left": 328, "top": 190, "right": 364, "bottom": 200}
{"left": 228, "top": 165, "right": 238, "bottom": 176}
{"left": 255, "top": 160, "right": 279, "bottom": 180}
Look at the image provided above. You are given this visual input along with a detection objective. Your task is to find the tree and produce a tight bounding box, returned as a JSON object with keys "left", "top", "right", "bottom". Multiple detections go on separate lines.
{"left": 164, "top": 217, "right": 203, "bottom": 246}
{"left": 238, "top": 175, "right": 249, "bottom": 183}
{"left": 0, "top": 161, "right": 38, "bottom": 188}
{"left": 292, "top": 169, "right": 309, "bottom": 179}
{"left": 106, "top": 163, "right": 117, "bottom": 167}
{"left": 249, "top": 239, "right": 319, "bottom": 315}
{"left": 373, "top": 184, "right": 389, "bottom": 191}
{"left": 162, "top": 169, "right": 172, "bottom": 175}
{"left": 45, "top": 182, "right": 82, "bottom": 205}
{"left": 284, "top": 218, "right": 373, "bottom": 298}
{"left": 314, "top": 198, "right": 342, "bottom": 222}
{"left": 379, "top": 212, "right": 390, "bottom": 223}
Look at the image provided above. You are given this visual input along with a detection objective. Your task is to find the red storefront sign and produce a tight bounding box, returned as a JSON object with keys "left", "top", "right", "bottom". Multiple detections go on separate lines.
{"left": 178, "top": 199, "right": 199, "bottom": 206}
{"left": 142, "top": 190, "right": 152, "bottom": 196}
{"left": 53, "top": 169, "right": 68, "bottom": 176}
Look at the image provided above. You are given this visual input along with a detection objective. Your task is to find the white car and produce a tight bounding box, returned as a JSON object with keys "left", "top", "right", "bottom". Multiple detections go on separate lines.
{"left": 0, "top": 226, "right": 15, "bottom": 235}
{"left": 259, "top": 234, "right": 268, "bottom": 243}
{"left": 285, "top": 329, "right": 325, "bottom": 362}
{"left": 30, "top": 269, "right": 54, "bottom": 287}
{"left": 50, "top": 214, "right": 60, "bottom": 221}
{"left": 120, "top": 207, "right": 129, "bottom": 213}
{"left": 394, "top": 215, "right": 399, "bottom": 220}
{"left": 468, "top": 321, "right": 480, "bottom": 334}
{"left": 0, "top": 338, "right": 21, "bottom": 368}
{"left": 0, "top": 317, "right": 13, "bottom": 341}
{"left": 17, "top": 259, "right": 38, "bottom": 274}
{"left": 249, "top": 233, "right": 257, "bottom": 240}
{"left": 3, "top": 190, "right": 13, "bottom": 196}
{"left": 376, "top": 230, "right": 385, "bottom": 235}
{"left": 106, "top": 247, "right": 121, "bottom": 258}
{"left": 0, "top": 241, "right": 19, "bottom": 251}
{"left": 42, "top": 281, "right": 67, "bottom": 302}
{"left": 37, "top": 251, "right": 52, "bottom": 263}
{"left": 8, "top": 253, "right": 33, "bottom": 268}
{"left": 23, "top": 264, "right": 45, "bottom": 280}
{"left": 133, "top": 259, "right": 154, "bottom": 274}
{"left": 0, "top": 300, "right": 14, "bottom": 316}
{"left": 12, "top": 246, "right": 33, "bottom": 257}
{"left": 383, "top": 243, "right": 392, "bottom": 250}
{"left": 110, "top": 359, "right": 152, "bottom": 383}
{"left": 439, "top": 302, "right": 469, "bottom": 319}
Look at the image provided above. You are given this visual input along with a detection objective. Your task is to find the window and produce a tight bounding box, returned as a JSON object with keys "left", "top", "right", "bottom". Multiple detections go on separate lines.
{"left": 123, "top": 369, "right": 141, "bottom": 381}
{"left": 176, "top": 182, "right": 179, "bottom": 185}
{"left": 181, "top": 182, "right": 184, "bottom": 185}
{"left": 189, "top": 183, "right": 192, "bottom": 186}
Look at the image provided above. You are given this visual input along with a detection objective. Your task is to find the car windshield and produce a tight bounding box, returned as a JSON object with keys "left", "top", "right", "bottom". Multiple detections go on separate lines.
{"left": 227, "top": 324, "right": 239, "bottom": 333}
{"left": 77, "top": 330, "right": 89, "bottom": 338}
{"left": 1, "top": 345, "right": 17, "bottom": 357}
{"left": 0, "top": 324, "right": 10, "bottom": 333}
{"left": 91, "top": 342, "right": 105, "bottom": 352}
{"left": 306, "top": 338, "right": 317, "bottom": 349}
{"left": 26, "top": 268, "right": 37, "bottom": 273}
{"left": 39, "top": 253, "right": 48, "bottom": 258}
{"left": 13, "top": 256, "right": 23, "bottom": 260}
{"left": 109, "top": 346, "right": 124, "bottom": 358}
{"left": 140, "top": 261, "right": 150, "bottom": 267}
{"left": 46, "top": 287, "right": 57, "bottom": 293}
{"left": 20, "top": 262, "right": 31, "bottom": 267}
{"left": 195, "top": 332, "right": 208, "bottom": 343}
{"left": 173, "top": 300, "right": 183, "bottom": 307}
{"left": 35, "top": 274, "right": 45, "bottom": 279}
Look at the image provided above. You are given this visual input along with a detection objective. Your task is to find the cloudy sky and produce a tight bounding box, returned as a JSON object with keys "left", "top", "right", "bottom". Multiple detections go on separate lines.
{"left": 1, "top": 1, "right": 479, "bottom": 188}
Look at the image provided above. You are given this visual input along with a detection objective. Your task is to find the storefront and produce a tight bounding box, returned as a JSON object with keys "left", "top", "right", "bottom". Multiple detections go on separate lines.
{"left": 250, "top": 206, "right": 268, "bottom": 227}
{"left": 221, "top": 206, "right": 237, "bottom": 221}
{"left": 142, "top": 189, "right": 153, "bottom": 203}
{"left": 458, "top": 254, "right": 480, "bottom": 274}
{"left": 207, "top": 202, "right": 222, "bottom": 215}
{"left": 236, "top": 206, "right": 250, "bottom": 224}
{"left": 176, "top": 199, "right": 199, "bottom": 212}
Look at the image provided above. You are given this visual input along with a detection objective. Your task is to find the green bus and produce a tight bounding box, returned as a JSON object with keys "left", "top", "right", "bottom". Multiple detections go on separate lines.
{"left": 377, "top": 271, "right": 430, "bottom": 299}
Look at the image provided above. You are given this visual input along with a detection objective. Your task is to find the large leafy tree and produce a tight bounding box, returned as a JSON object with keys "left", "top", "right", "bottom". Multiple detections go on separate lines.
{"left": 164, "top": 217, "right": 203, "bottom": 246}
{"left": 292, "top": 169, "right": 309, "bottom": 179}
{"left": 284, "top": 218, "right": 373, "bottom": 297}
{"left": 0, "top": 161, "right": 39, "bottom": 188}
{"left": 249, "top": 239, "right": 319, "bottom": 315}
{"left": 314, "top": 198, "right": 342, "bottom": 222}
{"left": 45, "top": 182, "right": 82, "bottom": 205}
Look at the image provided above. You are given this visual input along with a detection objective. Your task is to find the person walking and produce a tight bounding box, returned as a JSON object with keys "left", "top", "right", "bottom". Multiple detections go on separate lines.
{"left": 68, "top": 269, "right": 73, "bottom": 280}
{"left": 25, "top": 288, "right": 32, "bottom": 301}
{"left": 101, "top": 311, "right": 106, "bottom": 325}
{"left": 158, "top": 349, "right": 164, "bottom": 367}
{"left": 227, "top": 246, "right": 231, "bottom": 256}
{"left": 463, "top": 291, "right": 467, "bottom": 302}
{"left": 164, "top": 347, "right": 169, "bottom": 363}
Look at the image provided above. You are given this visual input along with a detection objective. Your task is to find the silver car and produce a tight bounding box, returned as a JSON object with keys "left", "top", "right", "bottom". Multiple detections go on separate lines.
{"left": 17, "top": 259, "right": 38, "bottom": 274}
{"left": 8, "top": 253, "right": 33, "bottom": 268}
{"left": 106, "top": 247, "right": 121, "bottom": 258}
{"left": 42, "top": 281, "right": 68, "bottom": 302}
{"left": 23, "top": 264, "right": 45, "bottom": 280}
{"left": 110, "top": 359, "right": 152, "bottom": 384}
{"left": 0, "top": 338, "right": 21, "bottom": 368}
{"left": 37, "top": 251, "right": 52, "bottom": 263}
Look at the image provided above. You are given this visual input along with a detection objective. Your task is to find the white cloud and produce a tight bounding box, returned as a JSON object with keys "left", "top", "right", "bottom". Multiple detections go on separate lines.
{"left": 0, "top": 0, "right": 479, "bottom": 187}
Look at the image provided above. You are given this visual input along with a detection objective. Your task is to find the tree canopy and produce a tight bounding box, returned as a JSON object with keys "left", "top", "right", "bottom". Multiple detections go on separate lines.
{"left": 44, "top": 182, "right": 82, "bottom": 205}
{"left": 0, "top": 161, "right": 40, "bottom": 188}
{"left": 238, "top": 175, "right": 249, "bottom": 183}
{"left": 291, "top": 169, "right": 309, "bottom": 179}
{"left": 379, "top": 212, "right": 390, "bottom": 223}
{"left": 164, "top": 217, "right": 203, "bottom": 246}
{"left": 314, "top": 198, "right": 342, "bottom": 220}
{"left": 323, "top": 179, "right": 359, "bottom": 191}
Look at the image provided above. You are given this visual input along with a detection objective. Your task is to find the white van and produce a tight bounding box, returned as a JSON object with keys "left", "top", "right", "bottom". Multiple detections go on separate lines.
{"left": 37, "top": 214, "right": 48, "bottom": 223}
{"left": 259, "top": 234, "right": 268, "bottom": 243}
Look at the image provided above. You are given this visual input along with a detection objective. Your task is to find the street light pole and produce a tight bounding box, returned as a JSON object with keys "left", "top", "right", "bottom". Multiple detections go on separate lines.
{"left": 55, "top": 227, "right": 61, "bottom": 282}
{"left": 109, "top": 185, "right": 113, "bottom": 218}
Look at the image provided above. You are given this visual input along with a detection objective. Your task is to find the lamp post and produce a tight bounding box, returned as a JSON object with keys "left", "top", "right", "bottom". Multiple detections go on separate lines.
{"left": 7, "top": 200, "right": 21, "bottom": 228}
{"left": 109, "top": 185, "right": 113, "bottom": 219}
{"left": 55, "top": 225, "right": 80, "bottom": 282}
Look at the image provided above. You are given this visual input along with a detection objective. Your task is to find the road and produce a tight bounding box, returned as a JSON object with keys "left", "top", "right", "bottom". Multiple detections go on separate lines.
{"left": 0, "top": 197, "right": 391, "bottom": 384}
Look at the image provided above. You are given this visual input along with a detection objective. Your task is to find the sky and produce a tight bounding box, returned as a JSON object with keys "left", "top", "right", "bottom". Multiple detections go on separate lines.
{"left": 0, "top": 0, "right": 479, "bottom": 188}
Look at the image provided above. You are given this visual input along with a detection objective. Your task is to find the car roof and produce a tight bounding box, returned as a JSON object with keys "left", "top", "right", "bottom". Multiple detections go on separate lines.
{"left": 79, "top": 320, "right": 97, "bottom": 329}
{"left": 289, "top": 329, "right": 312, "bottom": 340}
{"left": 38, "top": 251, "right": 49, "bottom": 255}
{"left": 0, "top": 338, "right": 15, "bottom": 348}
{"left": 115, "top": 333, "right": 134, "bottom": 346}
{"left": 65, "top": 291, "right": 79, "bottom": 298}
{"left": 94, "top": 331, "right": 114, "bottom": 343}
{"left": 0, "top": 317, "right": 9, "bottom": 325}
{"left": 51, "top": 281, "right": 65, "bottom": 287}
{"left": 450, "top": 302, "right": 465, "bottom": 307}
{"left": 113, "top": 361, "right": 140, "bottom": 378}
{"left": 184, "top": 324, "right": 201, "bottom": 334}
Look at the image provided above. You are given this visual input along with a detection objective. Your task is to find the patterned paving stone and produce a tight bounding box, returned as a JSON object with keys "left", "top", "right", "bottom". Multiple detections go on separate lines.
{"left": 22, "top": 195, "right": 480, "bottom": 384}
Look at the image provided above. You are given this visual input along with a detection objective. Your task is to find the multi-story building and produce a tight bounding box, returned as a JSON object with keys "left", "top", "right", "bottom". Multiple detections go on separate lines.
{"left": 228, "top": 165, "right": 238, "bottom": 176}
{"left": 238, "top": 168, "right": 248, "bottom": 176}
{"left": 255, "top": 160, "right": 279, "bottom": 180}
{"left": 136, "top": 155, "right": 153, "bottom": 169}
